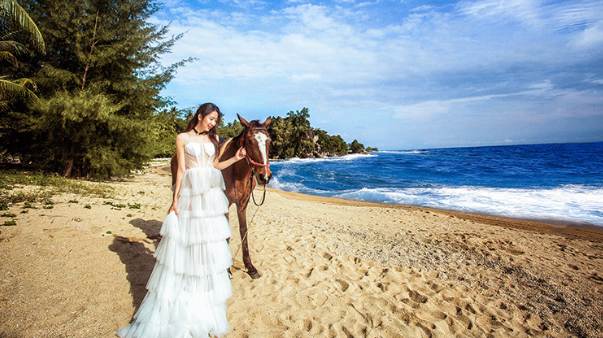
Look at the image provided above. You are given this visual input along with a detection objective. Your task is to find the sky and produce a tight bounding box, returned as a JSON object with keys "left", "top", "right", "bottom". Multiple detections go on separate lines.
{"left": 152, "top": 0, "right": 603, "bottom": 150}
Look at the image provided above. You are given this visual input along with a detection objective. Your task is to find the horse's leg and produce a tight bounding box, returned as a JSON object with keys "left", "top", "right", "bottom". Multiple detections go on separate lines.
{"left": 236, "top": 202, "right": 260, "bottom": 279}
{"left": 235, "top": 174, "right": 260, "bottom": 279}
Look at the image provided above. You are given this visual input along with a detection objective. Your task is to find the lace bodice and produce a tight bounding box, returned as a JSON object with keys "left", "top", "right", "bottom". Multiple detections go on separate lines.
{"left": 182, "top": 134, "right": 216, "bottom": 170}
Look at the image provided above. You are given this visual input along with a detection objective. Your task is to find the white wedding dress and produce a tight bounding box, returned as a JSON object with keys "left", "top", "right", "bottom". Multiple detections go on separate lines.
{"left": 118, "top": 134, "right": 232, "bottom": 338}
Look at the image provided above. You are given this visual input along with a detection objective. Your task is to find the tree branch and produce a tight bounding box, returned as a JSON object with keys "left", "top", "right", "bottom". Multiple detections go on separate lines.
{"left": 81, "top": 9, "right": 99, "bottom": 91}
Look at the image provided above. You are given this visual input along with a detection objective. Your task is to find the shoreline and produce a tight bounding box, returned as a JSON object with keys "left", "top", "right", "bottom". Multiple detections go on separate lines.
{"left": 266, "top": 187, "right": 603, "bottom": 243}
{"left": 155, "top": 162, "right": 603, "bottom": 240}
{"left": 154, "top": 162, "right": 603, "bottom": 236}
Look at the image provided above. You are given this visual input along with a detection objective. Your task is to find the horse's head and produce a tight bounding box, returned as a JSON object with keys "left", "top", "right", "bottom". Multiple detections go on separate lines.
{"left": 238, "top": 114, "right": 272, "bottom": 185}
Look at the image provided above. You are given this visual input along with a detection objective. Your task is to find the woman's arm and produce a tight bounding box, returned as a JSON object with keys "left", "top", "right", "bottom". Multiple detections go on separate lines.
{"left": 214, "top": 146, "right": 246, "bottom": 170}
{"left": 169, "top": 134, "right": 186, "bottom": 215}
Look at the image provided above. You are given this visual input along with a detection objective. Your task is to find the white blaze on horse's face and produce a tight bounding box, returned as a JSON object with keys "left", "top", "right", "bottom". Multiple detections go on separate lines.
{"left": 254, "top": 132, "right": 269, "bottom": 165}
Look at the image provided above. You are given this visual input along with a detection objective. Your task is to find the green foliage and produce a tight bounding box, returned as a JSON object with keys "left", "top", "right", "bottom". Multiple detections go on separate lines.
{"left": 315, "top": 129, "right": 348, "bottom": 155}
{"left": 0, "top": 0, "right": 45, "bottom": 54}
{"left": 267, "top": 115, "right": 294, "bottom": 159}
{"left": 151, "top": 107, "right": 188, "bottom": 157}
{"left": 24, "top": 90, "right": 160, "bottom": 178}
{"left": 0, "top": 169, "right": 115, "bottom": 206}
{"left": 218, "top": 119, "right": 244, "bottom": 139}
{"left": 266, "top": 108, "right": 351, "bottom": 159}
{"left": 287, "top": 108, "right": 315, "bottom": 156}
{"left": 2, "top": 0, "right": 190, "bottom": 178}
{"left": 266, "top": 108, "right": 315, "bottom": 158}
{"left": 0, "top": 0, "right": 44, "bottom": 110}
{"left": 349, "top": 139, "right": 365, "bottom": 153}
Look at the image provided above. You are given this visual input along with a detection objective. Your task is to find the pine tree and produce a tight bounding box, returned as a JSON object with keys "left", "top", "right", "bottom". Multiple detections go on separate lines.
{"left": 6, "top": 0, "right": 190, "bottom": 178}
{"left": 152, "top": 107, "right": 188, "bottom": 157}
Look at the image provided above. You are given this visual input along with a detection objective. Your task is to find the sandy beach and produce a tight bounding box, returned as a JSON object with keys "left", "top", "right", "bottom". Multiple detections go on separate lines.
{"left": 1, "top": 166, "right": 602, "bottom": 337}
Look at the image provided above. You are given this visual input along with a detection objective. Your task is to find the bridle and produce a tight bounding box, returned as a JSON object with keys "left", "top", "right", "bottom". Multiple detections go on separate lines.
{"left": 234, "top": 126, "right": 270, "bottom": 207}
{"left": 238, "top": 127, "right": 271, "bottom": 177}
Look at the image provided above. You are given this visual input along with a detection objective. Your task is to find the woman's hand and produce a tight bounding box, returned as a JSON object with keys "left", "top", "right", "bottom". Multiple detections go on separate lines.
{"left": 235, "top": 147, "right": 247, "bottom": 161}
{"left": 168, "top": 202, "right": 178, "bottom": 215}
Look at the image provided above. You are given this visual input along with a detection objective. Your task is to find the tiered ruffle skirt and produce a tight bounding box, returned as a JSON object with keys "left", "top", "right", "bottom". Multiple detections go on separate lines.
{"left": 118, "top": 168, "right": 232, "bottom": 338}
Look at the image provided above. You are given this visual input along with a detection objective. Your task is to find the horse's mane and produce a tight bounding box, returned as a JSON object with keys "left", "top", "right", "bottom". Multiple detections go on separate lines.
{"left": 232, "top": 120, "right": 264, "bottom": 144}
{"left": 220, "top": 119, "right": 264, "bottom": 159}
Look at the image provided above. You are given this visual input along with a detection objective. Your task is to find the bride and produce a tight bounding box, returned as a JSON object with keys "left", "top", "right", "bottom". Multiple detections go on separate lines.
{"left": 118, "top": 102, "right": 246, "bottom": 338}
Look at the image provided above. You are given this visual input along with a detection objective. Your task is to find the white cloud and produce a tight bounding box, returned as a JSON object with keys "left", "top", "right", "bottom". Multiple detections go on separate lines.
{"left": 570, "top": 20, "right": 603, "bottom": 49}
{"left": 459, "top": 0, "right": 603, "bottom": 33}
{"left": 393, "top": 100, "right": 452, "bottom": 120}
{"left": 154, "top": 0, "right": 603, "bottom": 148}
{"left": 391, "top": 82, "right": 562, "bottom": 121}
{"left": 356, "top": 1, "right": 379, "bottom": 8}
{"left": 290, "top": 73, "right": 321, "bottom": 81}
{"left": 458, "top": 0, "right": 542, "bottom": 25}
{"left": 282, "top": 4, "right": 339, "bottom": 32}
{"left": 411, "top": 5, "right": 434, "bottom": 12}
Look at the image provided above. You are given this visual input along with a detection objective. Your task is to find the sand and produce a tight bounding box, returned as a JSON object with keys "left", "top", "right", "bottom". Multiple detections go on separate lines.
{"left": 1, "top": 166, "right": 602, "bottom": 338}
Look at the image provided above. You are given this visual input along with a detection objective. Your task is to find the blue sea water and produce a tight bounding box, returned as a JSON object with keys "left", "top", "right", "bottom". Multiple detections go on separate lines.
{"left": 267, "top": 142, "right": 603, "bottom": 226}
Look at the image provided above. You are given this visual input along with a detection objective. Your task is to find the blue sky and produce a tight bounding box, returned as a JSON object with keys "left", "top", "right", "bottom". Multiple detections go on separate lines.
{"left": 153, "top": 0, "right": 603, "bottom": 150}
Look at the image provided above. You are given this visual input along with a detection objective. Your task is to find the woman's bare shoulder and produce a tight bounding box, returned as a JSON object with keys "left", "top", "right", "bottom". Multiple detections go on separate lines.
{"left": 175, "top": 132, "right": 189, "bottom": 145}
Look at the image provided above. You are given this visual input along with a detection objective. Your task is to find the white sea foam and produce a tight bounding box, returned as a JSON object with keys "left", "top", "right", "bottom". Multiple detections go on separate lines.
{"left": 274, "top": 153, "right": 376, "bottom": 165}
{"left": 334, "top": 185, "right": 603, "bottom": 226}
{"left": 267, "top": 176, "right": 303, "bottom": 193}
{"left": 268, "top": 176, "right": 355, "bottom": 197}
{"left": 378, "top": 150, "right": 429, "bottom": 155}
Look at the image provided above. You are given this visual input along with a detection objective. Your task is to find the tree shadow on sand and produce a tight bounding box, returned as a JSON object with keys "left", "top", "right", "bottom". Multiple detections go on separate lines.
{"left": 109, "top": 218, "right": 163, "bottom": 316}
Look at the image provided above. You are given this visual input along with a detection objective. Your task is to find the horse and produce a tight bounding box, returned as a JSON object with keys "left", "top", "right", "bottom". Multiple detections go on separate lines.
{"left": 171, "top": 114, "right": 272, "bottom": 279}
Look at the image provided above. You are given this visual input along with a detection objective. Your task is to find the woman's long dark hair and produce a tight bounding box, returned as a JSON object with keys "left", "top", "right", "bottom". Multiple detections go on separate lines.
{"left": 184, "top": 102, "right": 222, "bottom": 153}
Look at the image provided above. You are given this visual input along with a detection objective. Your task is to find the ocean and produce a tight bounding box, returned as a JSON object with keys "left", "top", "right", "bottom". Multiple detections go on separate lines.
{"left": 267, "top": 142, "right": 603, "bottom": 227}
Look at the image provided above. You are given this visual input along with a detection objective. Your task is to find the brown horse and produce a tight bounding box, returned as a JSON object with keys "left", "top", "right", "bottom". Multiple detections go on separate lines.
{"left": 171, "top": 114, "right": 272, "bottom": 279}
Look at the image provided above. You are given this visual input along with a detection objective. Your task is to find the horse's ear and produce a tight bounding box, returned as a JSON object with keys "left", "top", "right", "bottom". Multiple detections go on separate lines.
{"left": 238, "top": 114, "right": 250, "bottom": 127}
{"left": 262, "top": 117, "right": 272, "bottom": 128}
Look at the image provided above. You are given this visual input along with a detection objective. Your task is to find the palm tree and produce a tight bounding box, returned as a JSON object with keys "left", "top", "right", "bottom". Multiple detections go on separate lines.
{"left": 0, "top": 0, "right": 45, "bottom": 105}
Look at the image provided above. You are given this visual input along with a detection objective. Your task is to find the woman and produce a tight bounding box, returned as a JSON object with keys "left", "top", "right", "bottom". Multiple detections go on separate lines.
{"left": 118, "top": 103, "right": 245, "bottom": 338}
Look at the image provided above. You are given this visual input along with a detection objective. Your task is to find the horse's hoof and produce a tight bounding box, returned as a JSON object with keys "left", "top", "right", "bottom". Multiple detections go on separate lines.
{"left": 248, "top": 271, "right": 261, "bottom": 279}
